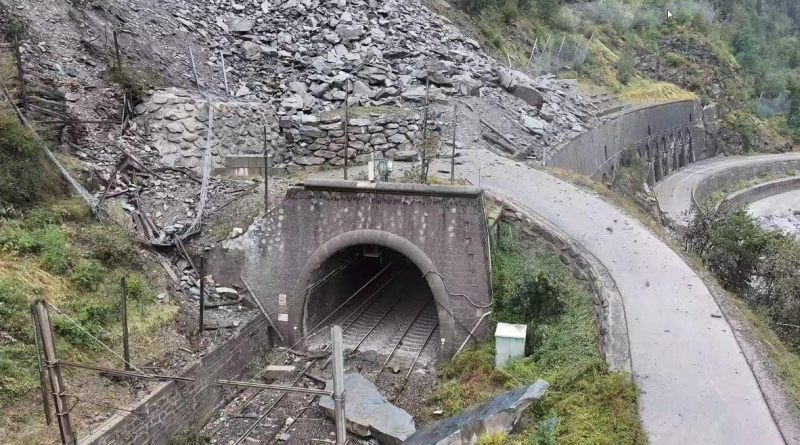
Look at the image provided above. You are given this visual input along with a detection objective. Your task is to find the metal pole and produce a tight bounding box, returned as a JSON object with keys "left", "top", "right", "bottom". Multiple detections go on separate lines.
{"left": 528, "top": 37, "right": 538, "bottom": 67}
{"left": 422, "top": 77, "right": 431, "bottom": 139}
{"left": 189, "top": 47, "right": 199, "bottom": 88}
{"left": 332, "top": 325, "right": 346, "bottom": 445}
{"left": 13, "top": 36, "right": 28, "bottom": 112}
{"left": 199, "top": 257, "right": 205, "bottom": 333}
{"left": 451, "top": 103, "right": 458, "bottom": 184}
{"left": 121, "top": 276, "right": 131, "bottom": 371}
{"left": 220, "top": 53, "right": 229, "bottom": 96}
{"left": 555, "top": 36, "right": 566, "bottom": 70}
{"left": 113, "top": 30, "right": 121, "bottom": 71}
{"left": 343, "top": 79, "right": 349, "bottom": 181}
{"left": 268, "top": 125, "right": 270, "bottom": 212}
{"left": 33, "top": 301, "right": 76, "bottom": 445}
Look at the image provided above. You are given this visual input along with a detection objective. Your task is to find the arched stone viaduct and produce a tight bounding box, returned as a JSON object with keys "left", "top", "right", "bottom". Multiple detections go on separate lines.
{"left": 208, "top": 180, "right": 492, "bottom": 358}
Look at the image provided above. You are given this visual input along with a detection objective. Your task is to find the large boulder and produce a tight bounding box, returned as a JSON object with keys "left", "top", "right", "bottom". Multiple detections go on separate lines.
{"left": 513, "top": 84, "right": 545, "bottom": 107}
{"left": 319, "top": 373, "right": 415, "bottom": 445}
{"left": 401, "top": 380, "right": 549, "bottom": 445}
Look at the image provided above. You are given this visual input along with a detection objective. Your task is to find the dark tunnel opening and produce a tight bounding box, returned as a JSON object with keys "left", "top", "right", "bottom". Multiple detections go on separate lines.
{"left": 302, "top": 245, "right": 441, "bottom": 364}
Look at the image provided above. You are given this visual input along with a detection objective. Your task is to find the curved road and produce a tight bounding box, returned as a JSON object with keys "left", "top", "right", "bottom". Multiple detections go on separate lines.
{"left": 453, "top": 149, "right": 784, "bottom": 445}
{"left": 654, "top": 153, "right": 800, "bottom": 225}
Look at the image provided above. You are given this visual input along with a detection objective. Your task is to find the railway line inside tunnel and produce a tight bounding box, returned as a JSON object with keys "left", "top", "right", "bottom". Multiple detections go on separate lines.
{"left": 203, "top": 246, "right": 443, "bottom": 445}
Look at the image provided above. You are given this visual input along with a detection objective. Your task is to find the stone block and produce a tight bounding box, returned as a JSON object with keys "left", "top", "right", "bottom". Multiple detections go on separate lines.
{"left": 262, "top": 365, "right": 296, "bottom": 380}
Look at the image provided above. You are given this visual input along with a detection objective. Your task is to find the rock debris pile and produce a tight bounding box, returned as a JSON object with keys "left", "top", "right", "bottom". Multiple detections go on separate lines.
{"left": 166, "top": 0, "right": 599, "bottom": 158}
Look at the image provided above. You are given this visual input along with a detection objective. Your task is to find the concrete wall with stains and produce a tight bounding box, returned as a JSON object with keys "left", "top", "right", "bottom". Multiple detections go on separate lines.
{"left": 549, "top": 100, "right": 718, "bottom": 185}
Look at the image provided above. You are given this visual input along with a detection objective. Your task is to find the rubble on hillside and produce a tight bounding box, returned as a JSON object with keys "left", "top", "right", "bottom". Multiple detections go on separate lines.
{"left": 167, "top": 0, "right": 601, "bottom": 157}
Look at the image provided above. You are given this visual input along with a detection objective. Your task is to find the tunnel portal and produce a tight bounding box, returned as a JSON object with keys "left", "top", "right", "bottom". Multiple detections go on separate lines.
{"left": 209, "top": 180, "right": 492, "bottom": 359}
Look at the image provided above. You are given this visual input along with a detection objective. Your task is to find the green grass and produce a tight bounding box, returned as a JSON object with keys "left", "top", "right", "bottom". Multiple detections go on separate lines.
{"left": 0, "top": 199, "right": 176, "bottom": 408}
{"left": 428, "top": 223, "right": 645, "bottom": 445}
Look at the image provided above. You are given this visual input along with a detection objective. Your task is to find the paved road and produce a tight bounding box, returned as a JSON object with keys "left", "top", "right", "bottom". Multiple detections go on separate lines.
{"left": 452, "top": 149, "right": 784, "bottom": 445}
{"left": 654, "top": 153, "right": 800, "bottom": 226}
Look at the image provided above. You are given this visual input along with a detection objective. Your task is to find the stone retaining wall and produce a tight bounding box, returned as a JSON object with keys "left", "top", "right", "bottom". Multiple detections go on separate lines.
{"left": 133, "top": 89, "right": 441, "bottom": 175}
{"left": 492, "top": 195, "right": 631, "bottom": 373}
{"left": 80, "top": 318, "right": 270, "bottom": 445}
{"left": 725, "top": 175, "right": 800, "bottom": 208}
{"left": 134, "top": 88, "right": 280, "bottom": 171}
{"left": 281, "top": 108, "right": 440, "bottom": 167}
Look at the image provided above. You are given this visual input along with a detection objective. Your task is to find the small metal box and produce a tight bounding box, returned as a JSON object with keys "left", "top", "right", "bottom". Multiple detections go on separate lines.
{"left": 495, "top": 322, "right": 527, "bottom": 367}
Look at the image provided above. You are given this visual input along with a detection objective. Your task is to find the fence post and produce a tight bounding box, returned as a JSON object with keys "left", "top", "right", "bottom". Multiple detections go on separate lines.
{"left": 198, "top": 257, "right": 205, "bottom": 333}
{"left": 121, "top": 276, "right": 131, "bottom": 371}
{"left": 332, "top": 325, "right": 346, "bottom": 445}
{"left": 554, "top": 36, "right": 566, "bottom": 71}
{"left": 422, "top": 77, "right": 431, "bottom": 139}
{"left": 221, "top": 53, "right": 229, "bottom": 96}
{"left": 343, "top": 79, "right": 350, "bottom": 180}
{"left": 263, "top": 126, "right": 270, "bottom": 211}
{"left": 451, "top": 103, "right": 458, "bottom": 184}
{"left": 13, "top": 36, "right": 28, "bottom": 112}
{"left": 30, "top": 305, "right": 52, "bottom": 425}
{"left": 189, "top": 47, "right": 199, "bottom": 88}
{"left": 527, "top": 37, "right": 538, "bottom": 67}
{"left": 113, "top": 30, "right": 121, "bottom": 71}
{"left": 33, "top": 300, "right": 77, "bottom": 445}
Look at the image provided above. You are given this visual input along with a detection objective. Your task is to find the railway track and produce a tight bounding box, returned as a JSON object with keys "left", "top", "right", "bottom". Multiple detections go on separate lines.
{"left": 207, "top": 263, "right": 440, "bottom": 444}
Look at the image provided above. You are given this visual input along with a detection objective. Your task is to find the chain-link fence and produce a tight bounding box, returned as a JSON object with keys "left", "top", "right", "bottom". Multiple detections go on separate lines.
{"left": 527, "top": 34, "right": 593, "bottom": 76}
{"left": 755, "top": 93, "right": 791, "bottom": 117}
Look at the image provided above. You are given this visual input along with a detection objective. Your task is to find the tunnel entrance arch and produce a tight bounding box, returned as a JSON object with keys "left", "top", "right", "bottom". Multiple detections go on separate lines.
{"left": 291, "top": 229, "right": 456, "bottom": 357}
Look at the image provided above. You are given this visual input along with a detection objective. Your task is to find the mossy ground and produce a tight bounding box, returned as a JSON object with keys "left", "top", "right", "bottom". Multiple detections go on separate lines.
{"left": 427, "top": 224, "right": 645, "bottom": 445}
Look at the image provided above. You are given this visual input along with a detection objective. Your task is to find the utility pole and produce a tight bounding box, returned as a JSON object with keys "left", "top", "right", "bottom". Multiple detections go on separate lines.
{"left": 32, "top": 300, "right": 76, "bottom": 445}
{"left": 451, "top": 103, "right": 458, "bottom": 184}
{"left": 331, "top": 325, "right": 346, "bottom": 445}
{"left": 121, "top": 276, "right": 131, "bottom": 371}
{"left": 343, "top": 79, "right": 350, "bottom": 181}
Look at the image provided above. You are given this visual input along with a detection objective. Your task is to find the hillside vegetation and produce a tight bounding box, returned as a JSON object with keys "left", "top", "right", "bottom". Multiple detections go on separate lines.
{"left": 435, "top": 0, "right": 800, "bottom": 151}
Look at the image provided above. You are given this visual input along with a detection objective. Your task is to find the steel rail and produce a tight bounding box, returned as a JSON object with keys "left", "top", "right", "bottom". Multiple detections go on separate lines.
{"left": 224, "top": 266, "right": 407, "bottom": 444}
{"left": 377, "top": 298, "right": 433, "bottom": 376}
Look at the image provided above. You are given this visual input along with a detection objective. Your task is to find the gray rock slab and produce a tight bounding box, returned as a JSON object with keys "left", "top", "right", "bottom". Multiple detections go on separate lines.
{"left": 319, "top": 373, "right": 415, "bottom": 445}
{"left": 402, "top": 380, "right": 549, "bottom": 445}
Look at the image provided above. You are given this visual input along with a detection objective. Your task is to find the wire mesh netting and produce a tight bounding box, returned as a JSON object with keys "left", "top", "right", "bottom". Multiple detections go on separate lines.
{"left": 527, "top": 34, "right": 593, "bottom": 75}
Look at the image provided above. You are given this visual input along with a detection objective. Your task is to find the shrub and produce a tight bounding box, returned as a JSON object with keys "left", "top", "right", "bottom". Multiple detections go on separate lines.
{"left": 39, "top": 227, "right": 69, "bottom": 275}
{"left": 83, "top": 224, "right": 138, "bottom": 267}
{"left": 0, "top": 109, "right": 53, "bottom": 212}
{"left": 53, "top": 298, "right": 119, "bottom": 349}
{"left": 703, "top": 207, "right": 776, "bottom": 292}
{"left": 665, "top": 52, "right": 685, "bottom": 67}
{"left": 0, "top": 343, "right": 37, "bottom": 408}
{"left": 0, "top": 278, "right": 32, "bottom": 342}
{"left": 168, "top": 431, "right": 210, "bottom": 445}
{"left": 5, "top": 13, "right": 28, "bottom": 40}
{"left": 616, "top": 52, "right": 635, "bottom": 85}
{"left": 70, "top": 259, "right": 103, "bottom": 291}
{"left": 124, "top": 272, "right": 150, "bottom": 301}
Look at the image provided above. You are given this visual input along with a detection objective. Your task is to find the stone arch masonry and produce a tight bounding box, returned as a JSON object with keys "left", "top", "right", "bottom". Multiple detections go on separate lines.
{"left": 548, "top": 100, "right": 719, "bottom": 186}
{"left": 207, "top": 180, "right": 492, "bottom": 358}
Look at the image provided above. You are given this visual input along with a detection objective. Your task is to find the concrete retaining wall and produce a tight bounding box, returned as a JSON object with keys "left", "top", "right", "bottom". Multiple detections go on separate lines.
{"left": 80, "top": 318, "right": 270, "bottom": 445}
{"left": 548, "top": 100, "right": 715, "bottom": 185}
{"left": 492, "top": 195, "right": 631, "bottom": 373}
{"left": 726, "top": 176, "right": 800, "bottom": 208}
{"left": 693, "top": 159, "right": 800, "bottom": 207}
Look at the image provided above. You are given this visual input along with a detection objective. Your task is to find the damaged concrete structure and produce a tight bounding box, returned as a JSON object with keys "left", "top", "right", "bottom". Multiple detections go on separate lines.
{"left": 208, "top": 180, "right": 492, "bottom": 358}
